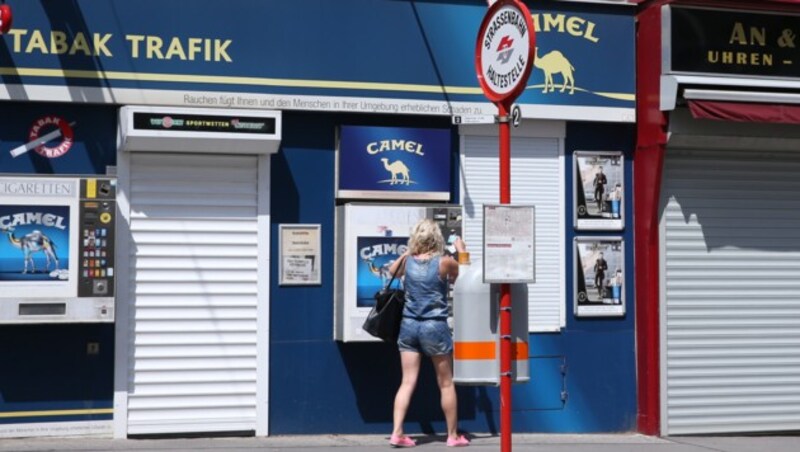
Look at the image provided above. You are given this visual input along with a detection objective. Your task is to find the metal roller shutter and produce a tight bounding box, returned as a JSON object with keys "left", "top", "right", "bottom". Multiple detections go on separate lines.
{"left": 125, "top": 153, "right": 261, "bottom": 435}
{"left": 461, "top": 135, "right": 564, "bottom": 332}
{"left": 662, "top": 148, "right": 800, "bottom": 434}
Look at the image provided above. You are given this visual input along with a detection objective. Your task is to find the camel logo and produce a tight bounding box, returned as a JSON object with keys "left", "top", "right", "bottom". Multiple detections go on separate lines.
{"left": 0, "top": 226, "right": 65, "bottom": 278}
{"left": 356, "top": 237, "right": 407, "bottom": 307}
{"left": 338, "top": 126, "right": 450, "bottom": 199}
{"left": 0, "top": 206, "right": 70, "bottom": 281}
{"left": 379, "top": 158, "right": 411, "bottom": 186}
{"left": 534, "top": 47, "right": 576, "bottom": 95}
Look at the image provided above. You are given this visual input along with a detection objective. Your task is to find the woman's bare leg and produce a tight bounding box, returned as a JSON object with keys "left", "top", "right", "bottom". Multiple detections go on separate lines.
{"left": 431, "top": 354, "right": 458, "bottom": 439}
{"left": 392, "top": 351, "right": 422, "bottom": 438}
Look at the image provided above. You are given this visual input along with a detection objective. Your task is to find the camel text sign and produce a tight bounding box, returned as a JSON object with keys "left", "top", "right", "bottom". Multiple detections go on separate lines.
{"left": 476, "top": 0, "right": 536, "bottom": 105}
{"left": 337, "top": 126, "right": 451, "bottom": 201}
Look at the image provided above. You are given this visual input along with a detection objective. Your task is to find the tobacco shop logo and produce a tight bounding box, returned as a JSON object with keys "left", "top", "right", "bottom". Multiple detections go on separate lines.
{"left": 23, "top": 116, "right": 75, "bottom": 159}
{"left": 366, "top": 139, "right": 425, "bottom": 186}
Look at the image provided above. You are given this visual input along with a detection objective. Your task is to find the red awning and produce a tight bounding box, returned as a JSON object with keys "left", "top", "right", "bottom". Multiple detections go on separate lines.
{"left": 687, "top": 100, "right": 800, "bottom": 124}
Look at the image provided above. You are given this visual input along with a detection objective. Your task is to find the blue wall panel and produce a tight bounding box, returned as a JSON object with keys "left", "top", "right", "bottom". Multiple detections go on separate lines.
{"left": 0, "top": 324, "right": 114, "bottom": 423}
{"left": 0, "top": 101, "right": 117, "bottom": 425}
{"left": 269, "top": 115, "right": 637, "bottom": 434}
{"left": 0, "top": 102, "right": 117, "bottom": 175}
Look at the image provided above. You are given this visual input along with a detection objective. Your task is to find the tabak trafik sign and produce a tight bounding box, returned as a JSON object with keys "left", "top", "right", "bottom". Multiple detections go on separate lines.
{"left": 476, "top": 0, "right": 536, "bottom": 104}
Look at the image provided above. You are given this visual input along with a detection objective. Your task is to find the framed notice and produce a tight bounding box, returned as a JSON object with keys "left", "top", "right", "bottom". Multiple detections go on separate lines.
{"left": 279, "top": 224, "right": 321, "bottom": 286}
{"left": 482, "top": 204, "right": 535, "bottom": 284}
{"left": 574, "top": 151, "right": 624, "bottom": 231}
{"left": 574, "top": 236, "right": 625, "bottom": 317}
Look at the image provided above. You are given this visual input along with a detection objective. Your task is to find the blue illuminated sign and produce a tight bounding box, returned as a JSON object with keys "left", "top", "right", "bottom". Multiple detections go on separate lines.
{"left": 338, "top": 126, "right": 451, "bottom": 200}
{"left": 0, "top": 1, "right": 635, "bottom": 119}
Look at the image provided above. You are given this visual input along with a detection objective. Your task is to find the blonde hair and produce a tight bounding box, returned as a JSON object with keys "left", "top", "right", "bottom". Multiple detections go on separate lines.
{"left": 407, "top": 219, "right": 444, "bottom": 256}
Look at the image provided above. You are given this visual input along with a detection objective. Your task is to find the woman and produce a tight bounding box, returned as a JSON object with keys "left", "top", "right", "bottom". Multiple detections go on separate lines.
{"left": 386, "top": 219, "right": 469, "bottom": 448}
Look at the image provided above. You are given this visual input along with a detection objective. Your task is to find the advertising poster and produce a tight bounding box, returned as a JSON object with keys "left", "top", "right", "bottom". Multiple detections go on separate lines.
{"left": 337, "top": 126, "right": 451, "bottom": 201}
{"left": 355, "top": 236, "right": 408, "bottom": 308}
{"left": 0, "top": 205, "right": 71, "bottom": 281}
{"left": 574, "top": 236, "right": 625, "bottom": 317}
{"left": 574, "top": 151, "right": 624, "bottom": 230}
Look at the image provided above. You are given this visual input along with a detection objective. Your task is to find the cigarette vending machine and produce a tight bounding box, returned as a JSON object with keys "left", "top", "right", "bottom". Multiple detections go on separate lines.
{"left": 0, "top": 176, "right": 116, "bottom": 323}
{"left": 334, "top": 203, "right": 462, "bottom": 342}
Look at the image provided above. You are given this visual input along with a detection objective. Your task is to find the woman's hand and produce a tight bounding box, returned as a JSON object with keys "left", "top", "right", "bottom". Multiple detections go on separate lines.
{"left": 454, "top": 237, "right": 467, "bottom": 254}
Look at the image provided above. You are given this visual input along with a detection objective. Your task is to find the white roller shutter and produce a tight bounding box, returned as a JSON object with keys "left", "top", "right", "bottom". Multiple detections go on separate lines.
{"left": 662, "top": 148, "right": 800, "bottom": 435}
{"left": 124, "top": 153, "right": 262, "bottom": 435}
{"left": 461, "top": 131, "right": 565, "bottom": 332}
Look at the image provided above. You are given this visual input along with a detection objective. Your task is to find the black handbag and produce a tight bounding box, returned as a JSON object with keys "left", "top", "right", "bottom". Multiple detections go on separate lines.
{"left": 362, "top": 257, "right": 406, "bottom": 343}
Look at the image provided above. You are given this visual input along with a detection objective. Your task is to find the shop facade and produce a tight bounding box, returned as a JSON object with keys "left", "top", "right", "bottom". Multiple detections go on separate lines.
{"left": 636, "top": 0, "right": 800, "bottom": 436}
{"left": 0, "top": 0, "right": 637, "bottom": 438}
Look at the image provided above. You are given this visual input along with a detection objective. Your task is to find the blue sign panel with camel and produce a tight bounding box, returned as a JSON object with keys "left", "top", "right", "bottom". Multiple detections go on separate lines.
{"left": 0, "top": 205, "right": 71, "bottom": 281}
{"left": 338, "top": 126, "right": 451, "bottom": 201}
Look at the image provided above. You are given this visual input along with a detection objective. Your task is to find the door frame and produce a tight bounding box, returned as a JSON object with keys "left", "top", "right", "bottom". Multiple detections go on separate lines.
{"left": 112, "top": 151, "right": 271, "bottom": 437}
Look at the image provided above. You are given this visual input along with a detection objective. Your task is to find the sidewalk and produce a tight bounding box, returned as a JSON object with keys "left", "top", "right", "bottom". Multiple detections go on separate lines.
{"left": 0, "top": 434, "right": 798, "bottom": 452}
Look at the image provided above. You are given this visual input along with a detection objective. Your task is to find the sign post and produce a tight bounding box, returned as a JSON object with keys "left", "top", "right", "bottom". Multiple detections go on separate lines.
{"left": 475, "top": 1, "right": 535, "bottom": 451}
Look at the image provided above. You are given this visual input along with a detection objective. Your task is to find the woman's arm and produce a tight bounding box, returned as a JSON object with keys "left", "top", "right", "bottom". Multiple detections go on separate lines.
{"left": 442, "top": 238, "right": 467, "bottom": 282}
{"left": 388, "top": 250, "right": 409, "bottom": 278}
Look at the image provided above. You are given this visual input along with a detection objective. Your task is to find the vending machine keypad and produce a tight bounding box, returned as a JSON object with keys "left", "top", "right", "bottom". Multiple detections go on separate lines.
{"left": 78, "top": 179, "right": 116, "bottom": 298}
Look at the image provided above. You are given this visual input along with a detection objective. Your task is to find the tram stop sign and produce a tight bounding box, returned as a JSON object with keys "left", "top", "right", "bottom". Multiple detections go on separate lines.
{"left": 475, "top": 0, "right": 536, "bottom": 106}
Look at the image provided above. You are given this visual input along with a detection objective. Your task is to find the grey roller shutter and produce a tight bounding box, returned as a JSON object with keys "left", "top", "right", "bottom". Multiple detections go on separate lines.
{"left": 662, "top": 148, "right": 800, "bottom": 435}
{"left": 461, "top": 135, "right": 564, "bottom": 332}
{"left": 125, "top": 153, "right": 260, "bottom": 435}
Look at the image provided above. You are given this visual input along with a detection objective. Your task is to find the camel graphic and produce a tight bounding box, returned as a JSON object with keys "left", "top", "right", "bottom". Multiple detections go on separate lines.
{"left": 380, "top": 158, "right": 411, "bottom": 185}
{"left": 366, "top": 257, "right": 395, "bottom": 281}
{"left": 534, "top": 47, "right": 576, "bottom": 95}
{"left": 1, "top": 226, "right": 60, "bottom": 274}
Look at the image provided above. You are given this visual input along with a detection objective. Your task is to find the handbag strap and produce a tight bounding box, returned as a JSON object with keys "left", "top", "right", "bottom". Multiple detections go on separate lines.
{"left": 383, "top": 255, "right": 407, "bottom": 290}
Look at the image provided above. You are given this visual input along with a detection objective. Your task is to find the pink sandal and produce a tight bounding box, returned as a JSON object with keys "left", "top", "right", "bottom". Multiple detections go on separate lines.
{"left": 390, "top": 434, "right": 417, "bottom": 448}
{"left": 446, "top": 434, "right": 470, "bottom": 447}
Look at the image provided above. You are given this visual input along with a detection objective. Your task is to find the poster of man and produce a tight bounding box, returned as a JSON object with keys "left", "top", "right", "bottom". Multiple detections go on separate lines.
{"left": 574, "top": 236, "right": 625, "bottom": 317}
{"left": 574, "top": 151, "right": 624, "bottom": 230}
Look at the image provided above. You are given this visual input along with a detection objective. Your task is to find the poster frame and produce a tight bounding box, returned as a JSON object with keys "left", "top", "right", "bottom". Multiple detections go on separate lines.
{"left": 573, "top": 150, "right": 624, "bottom": 231}
{"left": 278, "top": 223, "right": 322, "bottom": 286}
{"left": 573, "top": 236, "right": 625, "bottom": 317}
{"left": 482, "top": 203, "right": 536, "bottom": 284}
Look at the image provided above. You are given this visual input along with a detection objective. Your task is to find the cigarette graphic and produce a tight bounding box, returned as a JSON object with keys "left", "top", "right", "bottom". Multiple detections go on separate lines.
{"left": 9, "top": 122, "right": 77, "bottom": 158}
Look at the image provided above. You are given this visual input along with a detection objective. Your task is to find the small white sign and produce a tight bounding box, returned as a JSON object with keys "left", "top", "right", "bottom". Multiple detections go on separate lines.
{"left": 483, "top": 204, "right": 535, "bottom": 283}
{"left": 279, "top": 224, "right": 321, "bottom": 286}
{"left": 452, "top": 114, "right": 497, "bottom": 125}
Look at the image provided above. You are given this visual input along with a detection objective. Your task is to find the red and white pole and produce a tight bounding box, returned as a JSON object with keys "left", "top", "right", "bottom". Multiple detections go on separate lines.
{"left": 498, "top": 101, "right": 513, "bottom": 452}
{"left": 475, "top": 3, "right": 534, "bottom": 451}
